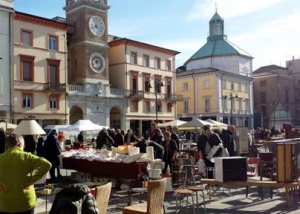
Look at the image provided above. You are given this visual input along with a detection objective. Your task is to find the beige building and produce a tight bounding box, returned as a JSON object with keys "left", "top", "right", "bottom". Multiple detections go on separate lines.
{"left": 13, "top": 12, "right": 70, "bottom": 125}
{"left": 109, "top": 36, "right": 181, "bottom": 135}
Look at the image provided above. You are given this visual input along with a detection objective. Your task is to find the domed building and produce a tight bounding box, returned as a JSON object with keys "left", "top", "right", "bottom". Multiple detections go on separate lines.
{"left": 269, "top": 103, "right": 291, "bottom": 129}
{"left": 176, "top": 10, "right": 254, "bottom": 128}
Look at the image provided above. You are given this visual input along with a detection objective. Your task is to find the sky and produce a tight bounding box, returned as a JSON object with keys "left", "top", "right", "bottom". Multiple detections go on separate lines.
{"left": 14, "top": 0, "right": 300, "bottom": 71}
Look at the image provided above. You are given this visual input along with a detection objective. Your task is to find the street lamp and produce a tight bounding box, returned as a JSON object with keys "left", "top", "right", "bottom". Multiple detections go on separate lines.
{"left": 149, "top": 80, "right": 164, "bottom": 123}
{"left": 223, "top": 92, "right": 238, "bottom": 125}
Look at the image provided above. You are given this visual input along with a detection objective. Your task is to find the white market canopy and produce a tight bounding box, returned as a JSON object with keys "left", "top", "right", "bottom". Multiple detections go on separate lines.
{"left": 0, "top": 122, "right": 18, "bottom": 130}
{"left": 178, "top": 119, "right": 215, "bottom": 130}
{"left": 157, "top": 120, "right": 187, "bottom": 128}
{"left": 60, "top": 120, "right": 108, "bottom": 132}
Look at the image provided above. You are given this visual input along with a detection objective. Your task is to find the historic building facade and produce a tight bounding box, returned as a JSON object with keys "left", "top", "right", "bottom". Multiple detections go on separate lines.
{"left": 64, "top": 0, "right": 125, "bottom": 128}
{"left": 0, "top": 0, "right": 14, "bottom": 122}
{"left": 109, "top": 36, "right": 181, "bottom": 136}
{"left": 176, "top": 11, "right": 254, "bottom": 128}
{"left": 13, "top": 11, "right": 70, "bottom": 125}
{"left": 253, "top": 65, "right": 296, "bottom": 128}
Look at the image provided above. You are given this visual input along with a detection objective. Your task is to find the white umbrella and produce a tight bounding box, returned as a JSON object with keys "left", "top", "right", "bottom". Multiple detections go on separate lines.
{"left": 205, "top": 119, "right": 228, "bottom": 127}
{"left": 178, "top": 119, "right": 215, "bottom": 129}
{"left": 157, "top": 120, "right": 187, "bottom": 128}
{"left": 0, "top": 122, "right": 18, "bottom": 130}
{"left": 13, "top": 120, "right": 46, "bottom": 135}
{"left": 60, "top": 120, "right": 108, "bottom": 132}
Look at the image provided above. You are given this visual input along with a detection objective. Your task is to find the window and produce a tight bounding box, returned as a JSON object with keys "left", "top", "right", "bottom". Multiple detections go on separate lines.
{"left": 260, "top": 81, "right": 266, "bottom": 87}
{"left": 285, "top": 89, "right": 289, "bottom": 103}
{"left": 245, "top": 99, "right": 249, "bottom": 112}
{"left": 144, "top": 77, "right": 150, "bottom": 92}
{"left": 204, "top": 80, "right": 210, "bottom": 89}
{"left": 245, "top": 83, "right": 249, "bottom": 92}
{"left": 231, "top": 82, "right": 234, "bottom": 90}
{"left": 261, "top": 106, "right": 266, "bottom": 116}
{"left": 238, "top": 83, "right": 242, "bottom": 91}
{"left": 156, "top": 79, "right": 162, "bottom": 93}
{"left": 145, "top": 101, "right": 150, "bottom": 112}
{"left": 47, "top": 59, "right": 60, "bottom": 84}
{"left": 239, "top": 99, "right": 242, "bottom": 111}
{"left": 154, "top": 57, "right": 161, "bottom": 69}
{"left": 131, "top": 100, "right": 138, "bottom": 112}
{"left": 157, "top": 102, "right": 162, "bottom": 112}
{"left": 23, "top": 94, "right": 32, "bottom": 108}
{"left": 143, "top": 55, "right": 149, "bottom": 67}
{"left": 222, "top": 80, "right": 226, "bottom": 89}
{"left": 49, "top": 36, "right": 58, "bottom": 50}
{"left": 223, "top": 98, "right": 228, "bottom": 112}
{"left": 166, "top": 60, "right": 171, "bottom": 71}
{"left": 183, "top": 82, "right": 188, "bottom": 91}
{"left": 261, "top": 91, "right": 266, "bottom": 103}
{"left": 20, "top": 55, "right": 34, "bottom": 81}
{"left": 205, "top": 99, "right": 210, "bottom": 112}
{"left": 49, "top": 96, "right": 58, "bottom": 109}
{"left": 130, "top": 52, "right": 137, "bottom": 64}
{"left": 167, "top": 103, "right": 172, "bottom": 113}
{"left": 21, "top": 30, "right": 32, "bottom": 46}
{"left": 183, "top": 100, "right": 189, "bottom": 111}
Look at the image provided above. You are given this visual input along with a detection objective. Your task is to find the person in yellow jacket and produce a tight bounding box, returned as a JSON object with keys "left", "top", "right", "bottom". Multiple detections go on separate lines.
{"left": 0, "top": 133, "right": 51, "bottom": 214}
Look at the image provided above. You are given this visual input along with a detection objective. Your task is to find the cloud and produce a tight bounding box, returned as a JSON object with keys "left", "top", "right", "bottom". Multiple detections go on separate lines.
{"left": 187, "top": 0, "right": 285, "bottom": 20}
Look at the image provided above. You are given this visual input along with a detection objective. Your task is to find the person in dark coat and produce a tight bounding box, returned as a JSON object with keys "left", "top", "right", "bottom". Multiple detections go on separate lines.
{"left": 23, "top": 135, "right": 37, "bottom": 154}
{"left": 36, "top": 137, "right": 45, "bottom": 157}
{"left": 150, "top": 123, "right": 159, "bottom": 142}
{"left": 220, "top": 125, "right": 236, "bottom": 156}
{"left": 166, "top": 125, "right": 180, "bottom": 150}
{"left": 77, "top": 132, "right": 84, "bottom": 143}
{"left": 124, "top": 129, "right": 137, "bottom": 145}
{"left": 0, "top": 128, "right": 5, "bottom": 154}
{"left": 113, "top": 129, "right": 124, "bottom": 147}
{"left": 43, "top": 130, "right": 62, "bottom": 182}
{"left": 197, "top": 124, "right": 222, "bottom": 178}
{"left": 96, "top": 128, "right": 114, "bottom": 149}
{"left": 161, "top": 131, "right": 179, "bottom": 174}
{"left": 49, "top": 183, "right": 99, "bottom": 214}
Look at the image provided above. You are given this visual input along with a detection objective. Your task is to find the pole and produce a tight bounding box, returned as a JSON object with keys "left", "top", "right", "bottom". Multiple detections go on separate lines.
{"left": 273, "top": 103, "right": 275, "bottom": 127}
{"left": 230, "top": 92, "right": 233, "bottom": 125}
{"left": 155, "top": 82, "right": 158, "bottom": 123}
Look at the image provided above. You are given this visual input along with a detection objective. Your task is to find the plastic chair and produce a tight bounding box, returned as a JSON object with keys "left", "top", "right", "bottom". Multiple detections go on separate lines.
{"left": 122, "top": 178, "right": 167, "bottom": 214}
{"left": 95, "top": 182, "right": 112, "bottom": 214}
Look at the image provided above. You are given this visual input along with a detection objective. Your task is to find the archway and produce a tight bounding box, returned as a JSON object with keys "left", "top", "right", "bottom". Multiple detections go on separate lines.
{"left": 110, "top": 107, "right": 121, "bottom": 129}
{"left": 69, "top": 106, "right": 83, "bottom": 124}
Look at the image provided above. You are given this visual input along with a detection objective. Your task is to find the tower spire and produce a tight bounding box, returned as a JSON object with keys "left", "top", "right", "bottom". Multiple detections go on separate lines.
{"left": 215, "top": 3, "right": 217, "bottom": 12}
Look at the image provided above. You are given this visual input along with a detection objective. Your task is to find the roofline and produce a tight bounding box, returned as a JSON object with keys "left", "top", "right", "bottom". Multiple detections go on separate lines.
{"left": 185, "top": 53, "right": 253, "bottom": 65}
{"left": 15, "top": 11, "right": 72, "bottom": 29}
{"left": 109, "top": 37, "right": 180, "bottom": 56}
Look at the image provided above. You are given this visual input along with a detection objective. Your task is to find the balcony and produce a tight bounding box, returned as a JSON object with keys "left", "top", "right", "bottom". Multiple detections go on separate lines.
{"left": 44, "top": 83, "right": 66, "bottom": 92}
{"left": 124, "top": 90, "right": 145, "bottom": 99}
{"left": 165, "top": 94, "right": 184, "bottom": 102}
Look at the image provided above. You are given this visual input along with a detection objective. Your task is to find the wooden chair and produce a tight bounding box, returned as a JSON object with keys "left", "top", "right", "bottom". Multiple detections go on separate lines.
{"left": 172, "top": 156, "right": 196, "bottom": 187}
{"left": 122, "top": 178, "right": 167, "bottom": 214}
{"left": 95, "top": 182, "right": 112, "bottom": 214}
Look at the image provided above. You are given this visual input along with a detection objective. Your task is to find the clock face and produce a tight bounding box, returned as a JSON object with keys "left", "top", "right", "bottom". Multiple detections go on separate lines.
{"left": 89, "top": 53, "right": 105, "bottom": 73}
{"left": 89, "top": 16, "right": 105, "bottom": 36}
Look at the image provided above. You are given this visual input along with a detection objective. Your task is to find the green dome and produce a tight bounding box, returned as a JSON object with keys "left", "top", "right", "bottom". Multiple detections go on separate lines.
{"left": 270, "top": 103, "right": 290, "bottom": 119}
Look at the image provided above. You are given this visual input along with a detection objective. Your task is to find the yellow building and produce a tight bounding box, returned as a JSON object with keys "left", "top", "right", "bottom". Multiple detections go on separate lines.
{"left": 109, "top": 36, "right": 181, "bottom": 135}
{"left": 13, "top": 12, "right": 70, "bottom": 125}
{"left": 176, "top": 11, "right": 253, "bottom": 128}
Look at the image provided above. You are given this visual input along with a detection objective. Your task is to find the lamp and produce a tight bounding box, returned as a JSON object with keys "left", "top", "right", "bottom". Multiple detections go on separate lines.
{"left": 13, "top": 119, "right": 46, "bottom": 135}
{"left": 223, "top": 92, "right": 238, "bottom": 125}
{"left": 150, "top": 80, "right": 164, "bottom": 123}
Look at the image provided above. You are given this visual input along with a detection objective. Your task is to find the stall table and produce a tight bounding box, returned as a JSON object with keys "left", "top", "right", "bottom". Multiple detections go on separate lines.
{"left": 201, "top": 178, "right": 299, "bottom": 207}
{"left": 62, "top": 158, "right": 148, "bottom": 180}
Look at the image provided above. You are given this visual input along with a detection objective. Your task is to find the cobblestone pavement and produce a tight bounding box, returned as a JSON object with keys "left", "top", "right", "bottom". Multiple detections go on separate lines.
{"left": 35, "top": 181, "right": 300, "bottom": 214}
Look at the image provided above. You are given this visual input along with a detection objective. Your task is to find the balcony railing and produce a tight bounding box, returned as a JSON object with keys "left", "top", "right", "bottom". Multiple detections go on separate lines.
{"left": 124, "top": 90, "right": 145, "bottom": 98}
{"left": 165, "top": 94, "right": 184, "bottom": 102}
{"left": 45, "top": 83, "right": 66, "bottom": 92}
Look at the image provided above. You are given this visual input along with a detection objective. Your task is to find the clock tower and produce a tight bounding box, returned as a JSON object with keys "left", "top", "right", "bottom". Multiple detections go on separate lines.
{"left": 64, "top": 0, "right": 110, "bottom": 84}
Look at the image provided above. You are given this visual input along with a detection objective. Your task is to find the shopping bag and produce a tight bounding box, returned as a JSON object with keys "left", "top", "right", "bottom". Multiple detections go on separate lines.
{"left": 206, "top": 145, "right": 223, "bottom": 160}
{"left": 197, "top": 159, "right": 206, "bottom": 176}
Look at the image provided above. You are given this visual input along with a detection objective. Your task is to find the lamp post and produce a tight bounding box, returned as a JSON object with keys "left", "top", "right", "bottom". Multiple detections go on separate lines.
{"left": 149, "top": 80, "right": 164, "bottom": 123}
{"left": 223, "top": 92, "right": 238, "bottom": 125}
{"left": 269, "top": 102, "right": 277, "bottom": 127}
